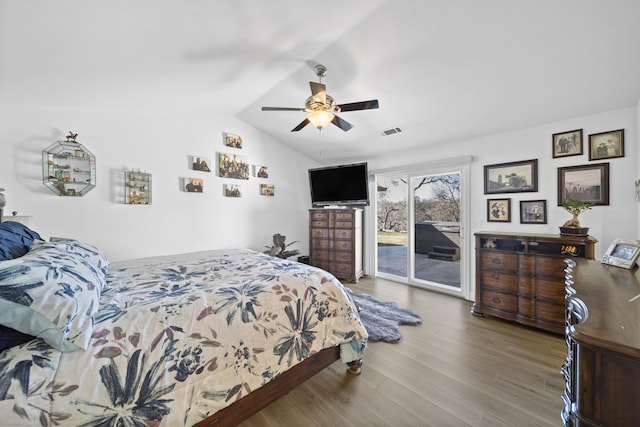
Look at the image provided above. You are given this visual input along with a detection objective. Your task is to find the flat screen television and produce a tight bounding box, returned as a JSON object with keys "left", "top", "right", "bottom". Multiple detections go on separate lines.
{"left": 308, "top": 162, "right": 370, "bottom": 207}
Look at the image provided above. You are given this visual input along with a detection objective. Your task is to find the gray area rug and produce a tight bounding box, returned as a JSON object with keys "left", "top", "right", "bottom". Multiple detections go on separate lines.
{"left": 346, "top": 289, "right": 423, "bottom": 343}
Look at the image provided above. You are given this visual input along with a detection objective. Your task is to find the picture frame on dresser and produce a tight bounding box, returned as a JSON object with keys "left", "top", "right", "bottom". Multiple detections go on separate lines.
{"left": 487, "top": 198, "right": 511, "bottom": 222}
{"left": 552, "top": 129, "right": 583, "bottom": 158}
{"left": 484, "top": 159, "right": 538, "bottom": 194}
{"left": 557, "top": 162, "right": 609, "bottom": 206}
{"left": 601, "top": 238, "right": 640, "bottom": 269}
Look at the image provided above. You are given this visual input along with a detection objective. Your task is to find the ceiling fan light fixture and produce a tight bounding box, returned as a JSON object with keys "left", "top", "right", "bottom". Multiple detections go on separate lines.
{"left": 307, "top": 110, "right": 334, "bottom": 129}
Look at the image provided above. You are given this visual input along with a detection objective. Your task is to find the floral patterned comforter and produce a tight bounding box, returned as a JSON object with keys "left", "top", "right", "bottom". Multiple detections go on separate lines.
{"left": 0, "top": 249, "right": 367, "bottom": 426}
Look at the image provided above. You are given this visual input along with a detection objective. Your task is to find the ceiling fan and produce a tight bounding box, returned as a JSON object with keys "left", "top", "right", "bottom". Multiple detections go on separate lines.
{"left": 261, "top": 64, "right": 379, "bottom": 132}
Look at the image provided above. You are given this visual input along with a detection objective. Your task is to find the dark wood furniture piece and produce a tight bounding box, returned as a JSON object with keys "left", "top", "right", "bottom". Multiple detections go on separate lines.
{"left": 309, "top": 208, "right": 363, "bottom": 282}
{"left": 562, "top": 259, "right": 640, "bottom": 426}
{"left": 472, "top": 232, "right": 597, "bottom": 334}
{"left": 194, "top": 346, "right": 362, "bottom": 427}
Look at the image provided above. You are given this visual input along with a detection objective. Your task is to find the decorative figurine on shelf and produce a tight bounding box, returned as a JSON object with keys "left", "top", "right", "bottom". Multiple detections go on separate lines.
{"left": 66, "top": 132, "right": 78, "bottom": 142}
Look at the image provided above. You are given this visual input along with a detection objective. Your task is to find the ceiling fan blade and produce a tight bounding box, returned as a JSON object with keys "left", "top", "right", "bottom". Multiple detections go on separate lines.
{"left": 331, "top": 115, "right": 353, "bottom": 131}
{"left": 336, "top": 99, "right": 379, "bottom": 112}
{"left": 262, "top": 106, "right": 306, "bottom": 111}
{"left": 309, "top": 82, "right": 327, "bottom": 105}
{"left": 291, "top": 118, "right": 310, "bottom": 132}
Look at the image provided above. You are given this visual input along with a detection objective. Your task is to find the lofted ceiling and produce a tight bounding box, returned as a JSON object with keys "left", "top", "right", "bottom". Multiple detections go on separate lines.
{"left": 2, "top": 0, "right": 640, "bottom": 163}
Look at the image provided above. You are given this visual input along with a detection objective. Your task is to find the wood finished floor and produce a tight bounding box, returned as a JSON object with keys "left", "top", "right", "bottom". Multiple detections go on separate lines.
{"left": 240, "top": 276, "right": 566, "bottom": 427}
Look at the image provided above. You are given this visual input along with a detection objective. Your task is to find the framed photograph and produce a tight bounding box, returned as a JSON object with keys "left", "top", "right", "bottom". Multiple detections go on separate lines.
{"left": 190, "top": 155, "right": 212, "bottom": 172}
{"left": 557, "top": 162, "right": 609, "bottom": 206}
{"left": 224, "top": 133, "right": 243, "bottom": 149}
{"left": 224, "top": 184, "right": 242, "bottom": 197}
{"left": 484, "top": 159, "right": 538, "bottom": 194}
{"left": 588, "top": 129, "right": 624, "bottom": 160}
{"left": 184, "top": 177, "right": 203, "bottom": 193}
{"left": 218, "top": 152, "right": 249, "bottom": 180}
{"left": 552, "top": 129, "right": 583, "bottom": 158}
{"left": 254, "top": 165, "right": 269, "bottom": 178}
{"left": 519, "top": 200, "right": 547, "bottom": 224}
{"left": 260, "top": 184, "right": 275, "bottom": 196}
{"left": 487, "top": 198, "right": 511, "bottom": 222}
{"left": 601, "top": 238, "right": 640, "bottom": 269}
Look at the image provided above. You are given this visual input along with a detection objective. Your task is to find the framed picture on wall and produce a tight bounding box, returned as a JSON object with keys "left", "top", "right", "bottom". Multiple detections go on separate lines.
{"left": 557, "top": 163, "right": 609, "bottom": 206}
{"left": 484, "top": 159, "right": 538, "bottom": 194}
{"left": 224, "top": 184, "right": 242, "bottom": 197}
{"left": 487, "top": 198, "right": 511, "bottom": 222}
{"left": 588, "top": 129, "right": 624, "bottom": 160}
{"left": 224, "top": 133, "right": 243, "bottom": 149}
{"left": 190, "top": 155, "right": 212, "bottom": 172}
{"left": 552, "top": 129, "right": 583, "bottom": 158}
{"left": 254, "top": 165, "right": 269, "bottom": 178}
{"left": 184, "top": 177, "right": 203, "bottom": 193}
{"left": 260, "top": 184, "right": 275, "bottom": 196}
{"left": 520, "top": 200, "right": 547, "bottom": 224}
{"left": 218, "top": 152, "right": 250, "bottom": 180}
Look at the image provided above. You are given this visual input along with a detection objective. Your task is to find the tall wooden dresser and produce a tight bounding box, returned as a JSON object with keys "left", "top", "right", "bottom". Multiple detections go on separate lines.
{"left": 309, "top": 208, "right": 363, "bottom": 282}
{"left": 472, "top": 231, "right": 596, "bottom": 334}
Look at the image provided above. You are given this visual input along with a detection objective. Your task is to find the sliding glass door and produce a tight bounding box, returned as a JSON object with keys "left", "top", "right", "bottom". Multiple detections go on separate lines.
{"left": 375, "top": 162, "right": 468, "bottom": 297}
{"left": 376, "top": 175, "right": 409, "bottom": 279}
{"left": 410, "top": 172, "right": 461, "bottom": 289}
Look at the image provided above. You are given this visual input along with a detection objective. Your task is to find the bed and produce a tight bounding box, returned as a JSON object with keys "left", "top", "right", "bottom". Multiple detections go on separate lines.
{"left": 0, "top": 221, "right": 368, "bottom": 426}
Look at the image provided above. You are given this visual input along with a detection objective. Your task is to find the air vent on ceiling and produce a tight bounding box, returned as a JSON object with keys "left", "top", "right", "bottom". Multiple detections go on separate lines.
{"left": 379, "top": 127, "right": 403, "bottom": 136}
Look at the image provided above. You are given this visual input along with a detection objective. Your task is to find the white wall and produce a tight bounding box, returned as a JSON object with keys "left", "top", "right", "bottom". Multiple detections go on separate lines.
{"left": 0, "top": 105, "right": 320, "bottom": 262}
{"left": 365, "top": 106, "right": 638, "bottom": 297}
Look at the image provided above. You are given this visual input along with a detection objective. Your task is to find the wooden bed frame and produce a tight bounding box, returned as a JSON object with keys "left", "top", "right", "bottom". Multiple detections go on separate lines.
{"left": 194, "top": 346, "right": 363, "bottom": 426}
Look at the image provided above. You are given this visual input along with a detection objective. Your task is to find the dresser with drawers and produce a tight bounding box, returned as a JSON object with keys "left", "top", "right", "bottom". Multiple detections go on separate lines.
{"left": 309, "top": 208, "right": 363, "bottom": 282}
{"left": 472, "top": 231, "right": 596, "bottom": 334}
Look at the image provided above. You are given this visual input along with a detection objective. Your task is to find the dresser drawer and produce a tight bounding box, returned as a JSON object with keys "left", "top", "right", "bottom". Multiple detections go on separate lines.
{"left": 518, "top": 296, "right": 534, "bottom": 317}
{"left": 311, "top": 228, "right": 330, "bottom": 239}
{"left": 518, "top": 254, "right": 535, "bottom": 275}
{"left": 481, "top": 251, "right": 518, "bottom": 271}
{"left": 311, "top": 239, "right": 330, "bottom": 249}
{"left": 481, "top": 290, "right": 517, "bottom": 313}
{"left": 311, "top": 219, "right": 328, "bottom": 228}
{"left": 335, "top": 220, "right": 354, "bottom": 228}
{"left": 334, "top": 229, "right": 353, "bottom": 240}
{"left": 332, "top": 262, "right": 354, "bottom": 276}
{"left": 481, "top": 270, "right": 518, "bottom": 293}
{"left": 518, "top": 276, "right": 534, "bottom": 296}
{"left": 311, "top": 211, "right": 329, "bottom": 221}
{"left": 334, "top": 212, "right": 354, "bottom": 221}
{"left": 535, "top": 300, "right": 564, "bottom": 325}
{"left": 310, "top": 249, "right": 329, "bottom": 261}
{"left": 334, "top": 240, "right": 353, "bottom": 251}
{"left": 535, "top": 255, "right": 566, "bottom": 278}
{"left": 535, "top": 276, "right": 565, "bottom": 303}
{"left": 333, "top": 251, "right": 353, "bottom": 262}
{"left": 312, "top": 260, "right": 330, "bottom": 271}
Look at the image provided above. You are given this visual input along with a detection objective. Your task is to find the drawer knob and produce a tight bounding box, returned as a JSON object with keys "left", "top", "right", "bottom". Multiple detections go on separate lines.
{"left": 492, "top": 297, "right": 501, "bottom": 304}
{"left": 492, "top": 258, "right": 502, "bottom": 264}
{"left": 491, "top": 272, "right": 500, "bottom": 279}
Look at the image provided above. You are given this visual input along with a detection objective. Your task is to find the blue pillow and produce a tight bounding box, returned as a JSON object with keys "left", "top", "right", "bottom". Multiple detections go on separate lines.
{"left": 0, "top": 221, "right": 43, "bottom": 261}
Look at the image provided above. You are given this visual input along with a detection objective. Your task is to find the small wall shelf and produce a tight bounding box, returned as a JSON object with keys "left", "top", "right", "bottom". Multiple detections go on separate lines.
{"left": 125, "top": 171, "right": 152, "bottom": 204}
{"left": 42, "top": 140, "right": 96, "bottom": 196}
